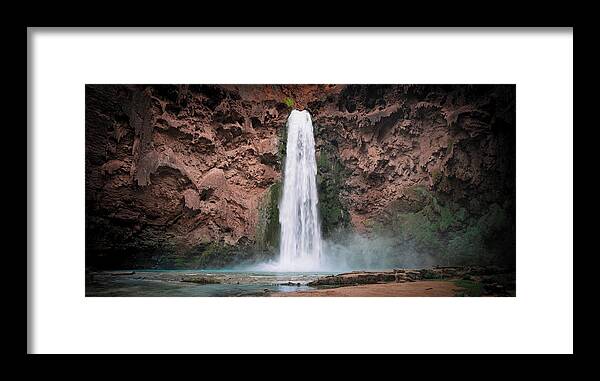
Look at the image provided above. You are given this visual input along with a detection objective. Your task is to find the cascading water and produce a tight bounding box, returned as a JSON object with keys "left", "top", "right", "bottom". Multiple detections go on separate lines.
{"left": 277, "top": 109, "right": 323, "bottom": 271}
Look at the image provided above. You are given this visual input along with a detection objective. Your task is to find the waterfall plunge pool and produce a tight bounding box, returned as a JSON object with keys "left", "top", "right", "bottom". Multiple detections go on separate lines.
{"left": 85, "top": 269, "right": 336, "bottom": 297}
{"left": 86, "top": 110, "right": 347, "bottom": 297}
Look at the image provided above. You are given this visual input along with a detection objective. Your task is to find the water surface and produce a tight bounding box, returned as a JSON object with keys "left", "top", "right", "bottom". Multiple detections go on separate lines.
{"left": 86, "top": 269, "right": 334, "bottom": 297}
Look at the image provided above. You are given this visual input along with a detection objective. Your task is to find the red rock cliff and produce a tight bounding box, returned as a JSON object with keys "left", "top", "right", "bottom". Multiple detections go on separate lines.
{"left": 85, "top": 84, "right": 515, "bottom": 268}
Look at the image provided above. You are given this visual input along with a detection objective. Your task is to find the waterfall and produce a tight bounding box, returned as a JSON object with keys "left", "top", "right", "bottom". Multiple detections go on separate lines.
{"left": 277, "top": 109, "right": 323, "bottom": 272}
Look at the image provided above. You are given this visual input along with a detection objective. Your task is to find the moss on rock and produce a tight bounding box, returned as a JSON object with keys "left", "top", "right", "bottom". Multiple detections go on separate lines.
{"left": 316, "top": 146, "right": 351, "bottom": 237}
{"left": 256, "top": 181, "right": 282, "bottom": 251}
{"left": 370, "top": 186, "right": 515, "bottom": 267}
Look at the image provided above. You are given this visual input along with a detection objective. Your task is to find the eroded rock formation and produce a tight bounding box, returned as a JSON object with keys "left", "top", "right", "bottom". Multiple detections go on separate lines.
{"left": 86, "top": 84, "right": 515, "bottom": 269}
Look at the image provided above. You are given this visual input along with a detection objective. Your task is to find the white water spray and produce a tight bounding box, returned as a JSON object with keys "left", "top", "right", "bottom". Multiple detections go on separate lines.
{"left": 276, "top": 109, "right": 323, "bottom": 271}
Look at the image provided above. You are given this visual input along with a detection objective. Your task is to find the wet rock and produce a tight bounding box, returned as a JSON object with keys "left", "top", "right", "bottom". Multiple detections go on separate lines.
{"left": 308, "top": 266, "right": 513, "bottom": 287}
{"left": 180, "top": 276, "right": 220, "bottom": 284}
{"left": 109, "top": 271, "right": 135, "bottom": 276}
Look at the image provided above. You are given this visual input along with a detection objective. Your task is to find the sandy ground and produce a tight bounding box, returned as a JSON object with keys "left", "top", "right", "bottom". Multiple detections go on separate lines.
{"left": 272, "top": 280, "right": 462, "bottom": 297}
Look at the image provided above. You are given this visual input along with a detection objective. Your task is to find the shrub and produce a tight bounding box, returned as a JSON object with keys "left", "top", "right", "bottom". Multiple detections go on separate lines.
{"left": 283, "top": 97, "right": 295, "bottom": 108}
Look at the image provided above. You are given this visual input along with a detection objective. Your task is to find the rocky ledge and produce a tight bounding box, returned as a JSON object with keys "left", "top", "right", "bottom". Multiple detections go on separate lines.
{"left": 180, "top": 275, "right": 221, "bottom": 284}
{"left": 308, "top": 266, "right": 515, "bottom": 296}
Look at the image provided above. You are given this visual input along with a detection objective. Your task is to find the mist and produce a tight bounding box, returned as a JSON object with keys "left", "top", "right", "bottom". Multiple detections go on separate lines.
{"left": 318, "top": 233, "right": 437, "bottom": 272}
{"left": 241, "top": 231, "right": 438, "bottom": 273}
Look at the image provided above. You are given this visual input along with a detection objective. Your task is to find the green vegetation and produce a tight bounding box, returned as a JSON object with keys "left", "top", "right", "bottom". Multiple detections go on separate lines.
{"left": 169, "top": 240, "right": 277, "bottom": 269}
{"left": 278, "top": 121, "right": 287, "bottom": 161}
{"left": 370, "top": 185, "right": 514, "bottom": 266}
{"left": 283, "top": 97, "right": 295, "bottom": 108}
{"left": 256, "top": 181, "right": 282, "bottom": 250}
{"left": 197, "top": 242, "right": 234, "bottom": 266}
{"left": 316, "top": 147, "right": 351, "bottom": 237}
{"left": 454, "top": 279, "right": 484, "bottom": 297}
{"left": 167, "top": 242, "right": 236, "bottom": 269}
{"left": 431, "top": 169, "right": 443, "bottom": 186}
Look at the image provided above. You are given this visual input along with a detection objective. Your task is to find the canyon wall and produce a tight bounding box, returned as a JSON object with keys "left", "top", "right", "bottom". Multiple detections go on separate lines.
{"left": 85, "top": 84, "right": 515, "bottom": 269}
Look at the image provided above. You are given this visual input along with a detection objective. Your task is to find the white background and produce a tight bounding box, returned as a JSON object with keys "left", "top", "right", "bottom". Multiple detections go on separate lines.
{"left": 28, "top": 28, "right": 573, "bottom": 354}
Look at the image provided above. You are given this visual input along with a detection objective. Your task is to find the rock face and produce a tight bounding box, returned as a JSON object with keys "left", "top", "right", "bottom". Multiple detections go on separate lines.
{"left": 86, "top": 84, "right": 515, "bottom": 269}
{"left": 310, "top": 85, "right": 516, "bottom": 267}
{"left": 307, "top": 266, "right": 516, "bottom": 297}
{"left": 307, "top": 266, "right": 516, "bottom": 296}
{"left": 86, "top": 85, "right": 289, "bottom": 268}
{"left": 307, "top": 266, "right": 511, "bottom": 286}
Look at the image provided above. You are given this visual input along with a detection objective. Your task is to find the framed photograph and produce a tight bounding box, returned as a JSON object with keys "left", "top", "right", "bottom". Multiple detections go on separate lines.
{"left": 28, "top": 27, "right": 573, "bottom": 354}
